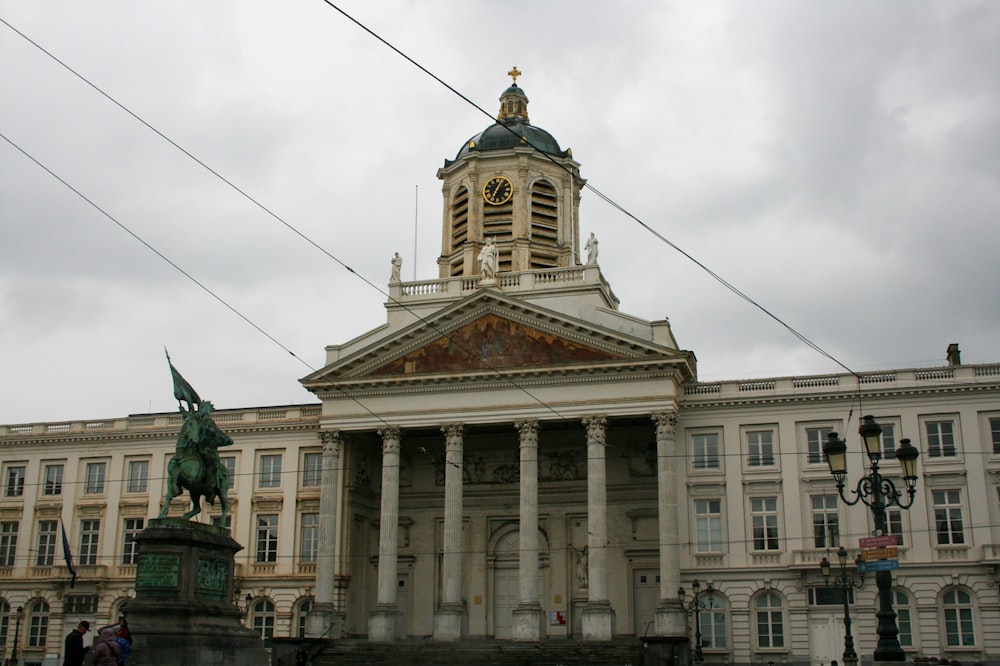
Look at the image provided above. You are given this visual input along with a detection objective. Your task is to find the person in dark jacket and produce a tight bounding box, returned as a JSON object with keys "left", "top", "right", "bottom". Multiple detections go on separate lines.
{"left": 63, "top": 621, "right": 90, "bottom": 666}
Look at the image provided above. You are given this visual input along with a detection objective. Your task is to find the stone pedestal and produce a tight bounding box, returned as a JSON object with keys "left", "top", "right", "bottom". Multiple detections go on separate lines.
{"left": 304, "top": 602, "right": 343, "bottom": 640}
{"left": 126, "top": 519, "right": 268, "bottom": 666}
{"left": 368, "top": 604, "right": 402, "bottom": 641}
{"left": 511, "top": 603, "right": 546, "bottom": 641}
{"left": 653, "top": 599, "right": 687, "bottom": 637}
{"left": 432, "top": 602, "right": 466, "bottom": 641}
{"left": 581, "top": 600, "right": 616, "bottom": 641}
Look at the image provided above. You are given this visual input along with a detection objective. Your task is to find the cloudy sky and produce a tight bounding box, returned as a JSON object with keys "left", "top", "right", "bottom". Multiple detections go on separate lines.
{"left": 1, "top": 1, "right": 998, "bottom": 425}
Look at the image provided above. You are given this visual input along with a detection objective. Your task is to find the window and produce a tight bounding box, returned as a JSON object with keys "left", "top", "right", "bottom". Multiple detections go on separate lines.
{"left": 755, "top": 592, "right": 784, "bottom": 648}
{"left": 895, "top": 590, "right": 913, "bottom": 648}
{"left": 256, "top": 515, "right": 279, "bottom": 563}
{"left": 809, "top": 587, "right": 853, "bottom": 605}
{"left": 297, "top": 598, "right": 314, "bottom": 638}
{"left": 943, "top": 589, "right": 975, "bottom": 646}
{"left": 36, "top": 520, "right": 57, "bottom": 566}
{"left": 300, "top": 513, "right": 319, "bottom": 563}
{"left": 933, "top": 489, "right": 965, "bottom": 545}
{"left": 4, "top": 465, "right": 25, "bottom": 497}
{"left": 991, "top": 417, "right": 1000, "bottom": 455}
{"left": 886, "top": 508, "right": 905, "bottom": 547}
{"left": 0, "top": 600, "right": 9, "bottom": 648}
{"left": 692, "top": 433, "right": 721, "bottom": 470}
{"left": 251, "top": 599, "right": 275, "bottom": 639}
{"left": 926, "top": 420, "right": 957, "bottom": 458}
{"left": 0, "top": 522, "right": 18, "bottom": 566}
{"left": 122, "top": 518, "right": 144, "bottom": 565}
{"left": 43, "top": 464, "right": 63, "bottom": 495}
{"left": 747, "top": 430, "right": 775, "bottom": 467}
{"left": 79, "top": 519, "right": 101, "bottom": 565}
{"left": 750, "top": 497, "right": 780, "bottom": 551}
{"left": 302, "top": 452, "right": 323, "bottom": 487}
{"left": 84, "top": 462, "right": 106, "bottom": 494}
{"left": 881, "top": 422, "right": 898, "bottom": 459}
{"left": 702, "top": 602, "right": 727, "bottom": 649}
{"left": 806, "top": 427, "right": 832, "bottom": 465}
{"left": 811, "top": 494, "right": 840, "bottom": 548}
{"left": 127, "top": 460, "right": 149, "bottom": 493}
{"left": 694, "top": 499, "right": 722, "bottom": 553}
{"left": 28, "top": 600, "right": 49, "bottom": 647}
{"left": 259, "top": 454, "right": 282, "bottom": 488}
{"left": 212, "top": 514, "right": 232, "bottom": 530}
{"left": 220, "top": 456, "right": 236, "bottom": 490}
{"left": 63, "top": 595, "right": 98, "bottom": 614}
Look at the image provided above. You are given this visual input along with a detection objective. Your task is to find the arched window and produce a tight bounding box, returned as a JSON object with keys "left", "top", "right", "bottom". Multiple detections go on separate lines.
{"left": 250, "top": 599, "right": 275, "bottom": 639}
{"left": 0, "top": 600, "right": 10, "bottom": 650}
{"left": 701, "top": 594, "right": 728, "bottom": 649}
{"left": 28, "top": 599, "right": 49, "bottom": 648}
{"left": 943, "top": 588, "right": 975, "bottom": 647}
{"left": 894, "top": 589, "right": 913, "bottom": 648}
{"left": 296, "top": 598, "right": 314, "bottom": 638}
{"left": 754, "top": 592, "right": 784, "bottom": 648}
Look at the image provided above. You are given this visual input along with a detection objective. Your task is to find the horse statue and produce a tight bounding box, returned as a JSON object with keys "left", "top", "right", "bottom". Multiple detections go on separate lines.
{"left": 158, "top": 352, "right": 233, "bottom": 521}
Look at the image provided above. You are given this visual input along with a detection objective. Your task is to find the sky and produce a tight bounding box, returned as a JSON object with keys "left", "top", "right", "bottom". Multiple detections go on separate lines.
{"left": 1, "top": 1, "right": 998, "bottom": 425}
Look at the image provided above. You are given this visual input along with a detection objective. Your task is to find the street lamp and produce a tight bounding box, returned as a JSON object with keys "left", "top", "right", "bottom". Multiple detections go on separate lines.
{"left": 678, "top": 580, "right": 715, "bottom": 665}
{"left": 820, "top": 546, "right": 865, "bottom": 666}
{"left": 10, "top": 605, "right": 24, "bottom": 666}
{"left": 823, "top": 415, "right": 920, "bottom": 662}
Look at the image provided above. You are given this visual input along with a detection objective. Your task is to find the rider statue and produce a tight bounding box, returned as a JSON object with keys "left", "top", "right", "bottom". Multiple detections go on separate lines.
{"left": 159, "top": 351, "right": 233, "bottom": 521}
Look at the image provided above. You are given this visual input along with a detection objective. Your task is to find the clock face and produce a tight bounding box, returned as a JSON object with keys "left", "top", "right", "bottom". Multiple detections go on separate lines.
{"left": 483, "top": 176, "right": 513, "bottom": 205}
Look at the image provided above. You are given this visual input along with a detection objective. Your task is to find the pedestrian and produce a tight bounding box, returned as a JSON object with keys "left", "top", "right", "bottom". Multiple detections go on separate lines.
{"left": 91, "top": 628, "right": 121, "bottom": 666}
{"left": 115, "top": 617, "right": 133, "bottom": 664}
{"left": 116, "top": 617, "right": 132, "bottom": 645}
{"left": 62, "top": 620, "right": 90, "bottom": 666}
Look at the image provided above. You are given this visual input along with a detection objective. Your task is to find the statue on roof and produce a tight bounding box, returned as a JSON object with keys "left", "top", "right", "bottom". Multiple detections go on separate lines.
{"left": 390, "top": 252, "right": 402, "bottom": 283}
{"left": 585, "top": 232, "right": 599, "bottom": 265}
{"left": 158, "top": 350, "right": 232, "bottom": 521}
{"left": 478, "top": 238, "right": 498, "bottom": 281}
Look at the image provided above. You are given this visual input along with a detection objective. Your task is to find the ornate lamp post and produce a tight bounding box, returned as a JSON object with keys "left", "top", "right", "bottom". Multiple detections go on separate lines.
{"left": 10, "top": 605, "right": 24, "bottom": 666}
{"left": 823, "top": 415, "right": 920, "bottom": 662}
{"left": 820, "top": 546, "right": 865, "bottom": 666}
{"left": 678, "top": 580, "right": 715, "bottom": 665}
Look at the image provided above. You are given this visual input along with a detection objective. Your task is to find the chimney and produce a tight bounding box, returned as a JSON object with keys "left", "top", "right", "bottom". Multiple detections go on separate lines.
{"left": 947, "top": 343, "right": 961, "bottom": 367}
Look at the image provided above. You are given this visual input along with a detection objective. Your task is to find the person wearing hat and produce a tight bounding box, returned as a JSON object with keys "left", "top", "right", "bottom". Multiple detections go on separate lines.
{"left": 62, "top": 621, "right": 90, "bottom": 666}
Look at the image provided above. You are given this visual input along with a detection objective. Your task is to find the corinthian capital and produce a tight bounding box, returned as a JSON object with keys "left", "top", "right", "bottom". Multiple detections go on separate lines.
{"left": 378, "top": 426, "right": 401, "bottom": 454}
{"left": 652, "top": 411, "right": 678, "bottom": 439}
{"left": 582, "top": 416, "right": 607, "bottom": 445}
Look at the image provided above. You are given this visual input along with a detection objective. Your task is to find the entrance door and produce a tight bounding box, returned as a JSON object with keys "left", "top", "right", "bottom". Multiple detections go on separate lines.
{"left": 397, "top": 573, "right": 411, "bottom": 638}
{"left": 493, "top": 568, "right": 518, "bottom": 638}
{"left": 633, "top": 568, "right": 660, "bottom": 636}
{"left": 809, "top": 614, "right": 845, "bottom": 666}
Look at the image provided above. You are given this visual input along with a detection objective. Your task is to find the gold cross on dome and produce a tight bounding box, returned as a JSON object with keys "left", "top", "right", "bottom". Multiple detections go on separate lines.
{"left": 508, "top": 66, "right": 522, "bottom": 84}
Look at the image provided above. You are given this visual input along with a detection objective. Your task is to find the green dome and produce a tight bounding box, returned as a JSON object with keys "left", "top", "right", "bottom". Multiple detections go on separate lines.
{"left": 456, "top": 121, "right": 566, "bottom": 159}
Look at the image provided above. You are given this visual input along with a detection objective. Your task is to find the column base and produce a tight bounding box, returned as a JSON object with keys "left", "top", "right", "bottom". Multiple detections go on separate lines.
{"left": 368, "top": 604, "right": 402, "bottom": 642}
{"left": 433, "top": 602, "right": 467, "bottom": 641}
{"left": 511, "top": 603, "right": 547, "bottom": 642}
{"left": 653, "top": 598, "right": 687, "bottom": 638}
{"left": 305, "top": 602, "right": 343, "bottom": 639}
{"left": 581, "top": 600, "right": 616, "bottom": 641}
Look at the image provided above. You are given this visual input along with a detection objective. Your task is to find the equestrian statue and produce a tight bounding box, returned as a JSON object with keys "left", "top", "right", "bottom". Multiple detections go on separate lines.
{"left": 158, "top": 350, "right": 232, "bottom": 521}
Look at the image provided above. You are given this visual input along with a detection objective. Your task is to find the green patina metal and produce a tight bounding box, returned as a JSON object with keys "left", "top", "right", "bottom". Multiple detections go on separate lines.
{"left": 196, "top": 558, "right": 230, "bottom": 602}
{"left": 136, "top": 552, "right": 180, "bottom": 590}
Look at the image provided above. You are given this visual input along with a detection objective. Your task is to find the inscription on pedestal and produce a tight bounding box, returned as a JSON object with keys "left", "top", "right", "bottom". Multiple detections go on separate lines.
{"left": 137, "top": 553, "right": 180, "bottom": 597}
{"left": 197, "top": 558, "right": 230, "bottom": 602}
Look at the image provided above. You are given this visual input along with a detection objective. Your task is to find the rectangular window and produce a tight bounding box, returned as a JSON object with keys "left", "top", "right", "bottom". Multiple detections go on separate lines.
{"left": 747, "top": 431, "right": 775, "bottom": 467}
{"left": 750, "top": 497, "right": 780, "bottom": 551}
{"left": 256, "top": 515, "right": 279, "bottom": 563}
{"left": 692, "top": 433, "right": 721, "bottom": 470}
{"left": 926, "top": 420, "right": 957, "bottom": 458}
{"left": 63, "top": 595, "right": 98, "bottom": 614}
{"left": 811, "top": 494, "right": 840, "bottom": 548}
{"left": 79, "top": 519, "right": 101, "bottom": 566}
{"left": 43, "top": 464, "right": 63, "bottom": 495}
{"left": 259, "top": 455, "right": 282, "bottom": 488}
{"left": 694, "top": 499, "right": 722, "bottom": 553}
{"left": 302, "top": 452, "right": 323, "bottom": 487}
{"left": 881, "top": 423, "right": 898, "bottom": 459}
{"left": 220, "top": 456, "right": 236, "bottom": 490}
{"left": 127, "top": 460, "right": 149, "bottom": 493}
{"left": 36, "top": 520, "right": 57, "bottom": 566}
{"left": 299, "top": 513, "right": 319, "bottom": 562}
{"left": 991, "top": 417, "right": 1000, "bottom": 455}
{"left": 702, "top": 608, "right": 727, "bottom": 648}
{"left": 84, "top": 462, "right": 106, "bottom": 494}
{"left": 0, "top": 522, "right": 18, "bottom": 567}
{"left": 933, "top": 490, "right": 965, "bottom": 545}
{"left": 28, "top": 608, "right": 48, "bottom": 647}
{"left": 122, "top": 518, "right": 144, "bottom": 565}
{"left": 806, "top": 427, "right": 832, "bottom": 465}
{"left": 886, "top": 508, "right": 905, "bottom": 547}
{"left": 894, "top": 590, "right": 912, "bottom": 647}
{"left": 4, "top": 466, "right": 25, "bottom": 497}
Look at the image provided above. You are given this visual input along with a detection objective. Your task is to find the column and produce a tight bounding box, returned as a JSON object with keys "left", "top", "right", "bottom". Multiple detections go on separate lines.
{"left": 369, "top": 427, "right": 402, "bottom": 641}
{"left": 512, "top": 420, "right": 546, "bottom": 641}
{"left": 581, "top": 416, "right": 615, "bottom": 640}
{"left": 306, "top": 431, "right": 344, "bottom": 638}
{"left": 652, "top": 411, "right": 686, "bottom": 637}
{"left": 434, "top": 424, "right": 466, "bottom": 640}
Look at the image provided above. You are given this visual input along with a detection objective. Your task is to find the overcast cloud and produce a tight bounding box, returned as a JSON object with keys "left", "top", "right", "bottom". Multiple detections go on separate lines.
{"left": 1, "top": 1, "right": 998, "bottom": 425}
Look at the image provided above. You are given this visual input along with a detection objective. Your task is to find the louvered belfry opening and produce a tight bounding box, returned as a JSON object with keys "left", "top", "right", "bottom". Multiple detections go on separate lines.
{"left": 449, "top": 186, "right": 469, "bottom": 276}
{"left": 483, "top": 195, "right": 513, "bottom": 273}
{"left": 530, "top": 179, "right": 559, "bottom": 269}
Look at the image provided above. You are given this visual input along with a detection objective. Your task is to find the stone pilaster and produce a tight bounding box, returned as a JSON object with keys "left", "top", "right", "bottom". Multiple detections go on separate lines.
{"left": 434, "top": 424, "right": 466, "bottom": 640}
{"left": 512, "top": 420, "right": 545, "bottom": 641}
{"left": 652, "top": 411, "right": 686, "bottom": 637}
{"left": 581, "top": 416, "right": 615, "bottom": 640}
{"left": 306, "top": 430, "right": 344, "bottom": 639}
{"left": 369, "top": 427, "right": 403, "bottom": 641}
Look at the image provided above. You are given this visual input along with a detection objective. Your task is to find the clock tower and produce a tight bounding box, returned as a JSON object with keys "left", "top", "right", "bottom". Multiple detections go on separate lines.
{"left": 436, "top": 68, "right": 585, "bottom": 278}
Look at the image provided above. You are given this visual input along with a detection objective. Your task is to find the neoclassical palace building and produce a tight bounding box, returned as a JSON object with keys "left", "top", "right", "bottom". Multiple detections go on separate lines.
{"left": 2, "top": 74, "right": 1000, "bottom": 665}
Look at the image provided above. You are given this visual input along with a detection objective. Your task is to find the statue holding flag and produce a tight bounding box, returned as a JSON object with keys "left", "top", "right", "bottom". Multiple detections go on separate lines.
{"left": 159, "top": 351, "right": 233, "bottom": 521}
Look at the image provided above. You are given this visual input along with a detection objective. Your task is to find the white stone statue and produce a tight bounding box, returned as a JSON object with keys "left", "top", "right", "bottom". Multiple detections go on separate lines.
{"left": 478, "top": 238, "right": 498, "bottom": 280}
{"left": 585, "top": 232, "right": 599, "bottom": 265}
{"left": 390, "top": 252, "right": 402, "bottom": 283}
{"left": 570, "top": 544, "right": 589, "bottom": 590}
